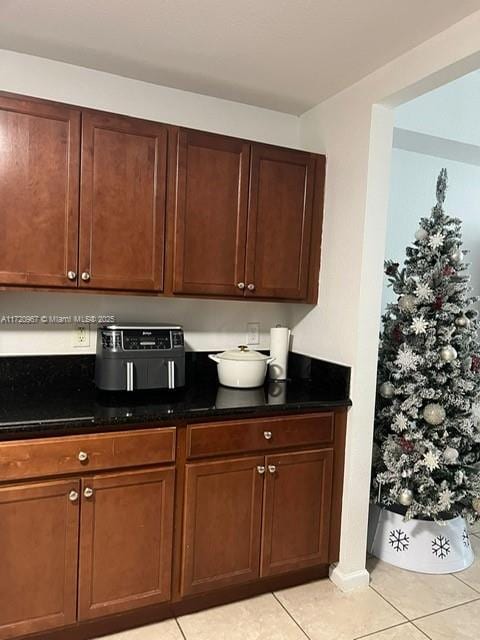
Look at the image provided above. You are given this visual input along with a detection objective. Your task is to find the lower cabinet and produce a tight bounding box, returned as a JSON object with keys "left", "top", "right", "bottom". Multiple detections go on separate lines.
{"left": 0, "top": 479, "right": 80, "bottom": 640}
{"left": 0, "top": 467, "right": 175, "bottom": 639}
{"left": 181, "top": 456, "right": 264, "bottom": 596}
{"left": 78, "top": 467, "right": 175, "bottom": 619}
{"left": 261, "top": 449, "right": 333, "bottom": 576}
{"left": 181, "top": 449, "right": 334, "bottom": 596}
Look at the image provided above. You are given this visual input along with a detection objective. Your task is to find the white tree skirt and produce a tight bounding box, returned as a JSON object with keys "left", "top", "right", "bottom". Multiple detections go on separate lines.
{"left": 368, "top": 504, "right": 474, "bottom": 574}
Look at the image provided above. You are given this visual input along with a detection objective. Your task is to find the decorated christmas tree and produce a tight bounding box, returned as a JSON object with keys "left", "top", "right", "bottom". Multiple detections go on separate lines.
{"left": 372, "top": 169, "right": 480, "bottom": 522}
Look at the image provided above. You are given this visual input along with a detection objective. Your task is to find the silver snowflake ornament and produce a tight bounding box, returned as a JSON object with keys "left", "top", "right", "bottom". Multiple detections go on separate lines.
{"left": 411, "top": 315, "right": 428, "bottom": 335}
{"left": 438, "top": 488, "right": 454, "bottom": 510}
{"left": 393, "top": 413, "right": 408, "bottom": 432}
{"left": 429, "top": 232, "right": 445, "bottom": 250}
{"left": 395, "top": 345, "right": 421, "bottom": 372}
{"left": 423, "top": 450, "right": 440, "bottom": 472}
{"left": 415, "top": 282, "right": 434, "bottom": 302}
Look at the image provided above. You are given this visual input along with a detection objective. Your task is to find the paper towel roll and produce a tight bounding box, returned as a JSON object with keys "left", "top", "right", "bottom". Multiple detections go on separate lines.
{"left": 269, "top": 326, "right": 291, "bottom": 380}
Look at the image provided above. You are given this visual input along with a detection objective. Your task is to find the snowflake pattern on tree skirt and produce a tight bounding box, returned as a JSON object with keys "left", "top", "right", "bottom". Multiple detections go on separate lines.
{"left": 388, "top": 528, "right": 410, "bottom": 552}
{"left": 462, "top": 528, "right": 471, "bottom": 548}
{"left": 432, "top": 535, "right": 451, "bottom": 559}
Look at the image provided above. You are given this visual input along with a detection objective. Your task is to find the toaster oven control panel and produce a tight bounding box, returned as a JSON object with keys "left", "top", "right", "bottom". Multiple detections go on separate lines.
{"left": 101, "top": 328, "right": 184, "bottom": 352}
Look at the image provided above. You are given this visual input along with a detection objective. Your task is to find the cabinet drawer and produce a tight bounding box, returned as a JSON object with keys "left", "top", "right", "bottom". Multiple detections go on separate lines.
{"left": 0, "top": 428, "right": 176, "bottom": 481}
{"left": 186, "top": 413, "right": 333, "bottom": 459}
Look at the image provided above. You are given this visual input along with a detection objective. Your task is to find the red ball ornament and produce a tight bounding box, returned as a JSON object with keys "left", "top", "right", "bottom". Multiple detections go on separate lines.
{"left": 400, "top": 437, "right": 414, "bottom": 454}
{"left": 472, "top": 355, "right": 480, "bottom": 373}
{"left": 433, "top": 296, "right": 444, "bottom": 310}
{"left": 392, "top": 324, "right": 403, "bottom": 343}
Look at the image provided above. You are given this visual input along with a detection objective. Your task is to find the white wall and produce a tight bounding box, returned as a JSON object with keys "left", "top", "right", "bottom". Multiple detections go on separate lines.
{"left": 0, "top": 49, "right": 303, "bottom": 355}
{"left": 395, "top": 69, "right": 480, "bottom": 146}
{"left": 0, "top": 292, "right": 296, "bottom": 355}
{"left": 294, "top": 10, "right": 480, "bottom": 590}
{"left": 384, "top": 149, "right": 480, "bottom": 308}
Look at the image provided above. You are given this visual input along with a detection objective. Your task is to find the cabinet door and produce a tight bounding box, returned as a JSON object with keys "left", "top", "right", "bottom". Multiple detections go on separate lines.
{"left": 261, "top": 449, "right": 333, "bottom": 577}
{"left": 78, "top": 467, "right": 175, "bottom": 620}
{"left": 173, "top": 129, "right": 250, "bottom": 296}
{"left": 80, "top": 111, "right": 167, "bottom": 291}
{"left": 181, "top": 456, "right": 264, "bottom": 596}
{"left": 0, "top": 95, "right": 80, "bottom": 287}
{"left": 246, "top": 145, "right": 315, "bottom": 300}
{"left": 0, "top": 479, "right": 80, "bottom": 640}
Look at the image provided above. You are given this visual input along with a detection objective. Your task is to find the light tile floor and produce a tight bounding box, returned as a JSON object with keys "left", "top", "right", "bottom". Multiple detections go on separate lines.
{"left": 101, "top": 531, "right": 480, "bottom": 640}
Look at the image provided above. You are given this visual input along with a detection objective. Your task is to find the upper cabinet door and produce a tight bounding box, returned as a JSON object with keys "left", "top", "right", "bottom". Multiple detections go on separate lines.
{"left": 246, "top": 145, "right": 315, "bottom": 300}
{"left": 0, "top": 95, "right": 80, "bottom": 287}
{"left": 79, "top": 112, "right": 167, "bottom": 292}
{"left": 173, "top": 129, "right": 250, "bottom": 296}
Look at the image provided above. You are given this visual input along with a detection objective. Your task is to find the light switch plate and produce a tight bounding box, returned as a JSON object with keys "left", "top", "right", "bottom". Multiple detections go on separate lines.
{"left": 247, "top": 322, "right": 260, "bottom": 345}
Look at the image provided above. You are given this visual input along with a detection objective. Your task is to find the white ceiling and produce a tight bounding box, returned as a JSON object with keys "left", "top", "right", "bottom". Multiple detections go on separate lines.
{"left": 1, "top": 0, "right": 480, "bottom": 115}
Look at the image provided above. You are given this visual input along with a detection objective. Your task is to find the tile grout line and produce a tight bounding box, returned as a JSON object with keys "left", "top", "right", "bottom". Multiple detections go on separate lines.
{"left": 175, "top": 617, "right": 188, "bottom": 640}
{"left": 271, "top": 591, "right": 313, "bottom": 640}
{"left": 369, "top": 584, "right": 409, "bottom": 621}
{"left": 410, "top": 594, "right": 480, "bottom": 622}
{"left": 353, "top": 621, "right": 418, "bottom": 640}
{"left": 409, "top": 619, "right": 435, "bottom": 640}
{"left": 450, "top": 571, "right": 480, "bottom": 594}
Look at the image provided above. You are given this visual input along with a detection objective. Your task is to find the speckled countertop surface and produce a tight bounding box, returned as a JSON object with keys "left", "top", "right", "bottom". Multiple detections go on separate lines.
{"left": 0, "top": 352, "right": 351, "bottom": 440}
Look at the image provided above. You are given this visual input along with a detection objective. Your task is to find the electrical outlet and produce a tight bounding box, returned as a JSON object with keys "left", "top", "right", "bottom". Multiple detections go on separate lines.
{"left": 247, "top": 322, "right": 260, "bottom": 345}
{"left": 72, "top": 324, "right": 90, "bottom": 348}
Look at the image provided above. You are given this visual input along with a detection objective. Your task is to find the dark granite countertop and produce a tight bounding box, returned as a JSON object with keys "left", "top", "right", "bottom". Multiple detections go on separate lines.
{"left": 0, "top": 352, "right": 351, "bottom": 440}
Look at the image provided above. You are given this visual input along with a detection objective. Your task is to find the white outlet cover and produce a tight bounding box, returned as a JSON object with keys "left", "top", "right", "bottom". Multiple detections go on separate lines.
{"left": 72, "top": 324, "right": 90, "bottom": 348}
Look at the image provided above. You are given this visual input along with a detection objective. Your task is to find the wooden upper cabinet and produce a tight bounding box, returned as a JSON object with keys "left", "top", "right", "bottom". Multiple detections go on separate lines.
{"left": 245, "top": 145, "right": 316, "bottom": 300}
{"left": 0, "top": 95, "right": 80, "bottom": 288}
{"left": 79, "top": 111, "right": 167, "bottom": 292}
{"left": 0, "top": 479, "right": 80, "bottom": 640}
{"left": 78, "top": 467, "right": 175, "bottom": 620}
{"left": 181, "top": 456, "right": 264, "bottom": 596}
{"left": 173, "top": 129, "right": 250, "bottom": 296}
{"left": 261, "top": 449, "right": 334, "bottom": 577}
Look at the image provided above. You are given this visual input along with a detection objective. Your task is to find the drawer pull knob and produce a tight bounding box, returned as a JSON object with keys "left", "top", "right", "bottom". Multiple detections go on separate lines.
{"left": 263, "top": 431, "right": 272, "bottom": 440}
{"left": 68, "top": 490, "right": 79, "bottom": 503}
{"left": 257, "top": 465, "right": 266, "bottom": 474}
{"left": 78, "top": 451, "right": 88, "bottom": 463}
{"left": 247, "top": 283, "right": 255, "bottom": 291}
{"left": 268, "top": 465, "right": 277, "bottom": 474}
{"left": 67, "top": 270, "right": 77, "bottom": 281}
{"left": 237, "top": 282, "right": 245, "bottom": 290}
{"left": 81, "top": 271, "right": 91, "bottom": 282}
{"left": 84, "top": 487, "right": 94, "bottom": 499}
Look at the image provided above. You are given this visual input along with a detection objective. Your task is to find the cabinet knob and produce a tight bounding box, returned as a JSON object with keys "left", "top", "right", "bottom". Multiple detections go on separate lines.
{"left": 247, "top": 283, "right": 255, "bottom": 291}
{"left": 237, "top": 282, "right": 245, "bottom": 290}
{"left": 257, "top": 465, "right": 266, "bottom": 475}
{"left": 78, "top": 451, "right": 88, "bottom": 463}
{"left": 81, "top": 271, "right": 91, "bottom": 282}
{"left": 83, "top": 487, "right": 94, "bottom": 499}
{"left": 67, "top": 270, "right": 77, "bottom": 281}
{"left": 268, "top": 465, "right": 277, "bottom": 474}
{"left": 68, "top": 490, "right": 79, "bottom": 503}
{"left": 263, "top": 431, "right": 272, "bottom": 440}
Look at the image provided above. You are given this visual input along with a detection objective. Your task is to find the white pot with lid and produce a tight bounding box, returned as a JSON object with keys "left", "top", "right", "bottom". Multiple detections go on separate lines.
{"left": 209, "top": 346, "right": 275, "bottom": 388}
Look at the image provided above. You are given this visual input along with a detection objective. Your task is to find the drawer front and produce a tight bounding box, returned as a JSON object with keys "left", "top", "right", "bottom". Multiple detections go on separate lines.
{"left": 0, "top": 428, "right": 176, "bottom": 481}
{"left": 187, "top": 413, "right": 334, "bottom": 459}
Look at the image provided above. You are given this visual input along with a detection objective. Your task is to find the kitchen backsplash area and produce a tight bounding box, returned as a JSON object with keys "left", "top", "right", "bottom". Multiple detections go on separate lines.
{"left": 0, "top": 291, "right": 306, "bottom": 355}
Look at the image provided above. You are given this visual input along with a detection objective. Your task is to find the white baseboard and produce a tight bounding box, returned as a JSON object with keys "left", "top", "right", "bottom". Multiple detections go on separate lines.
{"left": 329, "top": 563, "right": 370, "bottom": 591}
